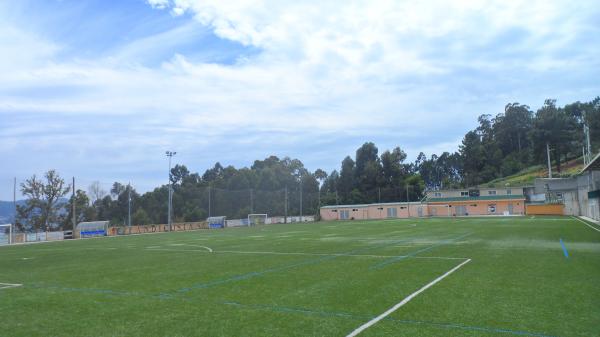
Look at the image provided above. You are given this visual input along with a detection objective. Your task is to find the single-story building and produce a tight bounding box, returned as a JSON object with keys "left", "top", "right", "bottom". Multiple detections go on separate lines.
{"left": 426, "top": 187, "right": 526, "bottom": 216}
{"left": 320, "top": 187, "right": 526, "bottom": 220}
{"left": 320, "top": 202, "right": 427, "bottom": 221}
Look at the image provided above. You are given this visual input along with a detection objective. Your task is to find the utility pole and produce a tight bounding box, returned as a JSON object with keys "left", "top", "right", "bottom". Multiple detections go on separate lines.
{"left": 378, "top": 187, "right": 381, "bottom": 203}
{"left": 127, "top": 183, "right": 131, "bottom": 228}
{"left": 250, "top": 188, "right": 254, "bottom": 214}
{"left": 406, "top": 184, "right": 410, "bottom": 218}
{"left": 13, "top": 177, "right": 16, "bottom": 224}
{"left": 166, "top": 151, "right": 176, "bottom": 231}
{"left": 546, "top": 143, "right": 552, "bottom": 178}
{"left": 584, "top": 124, "right": 592, "bottom": 165}
{"left": 300, "top": 179, "right": 303, "bottom": 222}
{"left": 72, "top": 177, "right": 76, "bottom": 231}
{"left": 284, "top": 186, "right": 288, "bottom": 223}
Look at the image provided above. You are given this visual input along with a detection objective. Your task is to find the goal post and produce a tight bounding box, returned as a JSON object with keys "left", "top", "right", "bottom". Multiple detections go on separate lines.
{"left": 0, "top": 224, "right": 13, "bottom": 245}
{"left": 427, "top": 204, "right": 451, "bottom": 217}
{"left": 248, "top": 214, "right": 267, "bottom": 226}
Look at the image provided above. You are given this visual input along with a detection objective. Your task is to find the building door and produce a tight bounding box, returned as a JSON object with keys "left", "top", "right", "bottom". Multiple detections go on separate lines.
{"left": 455, "top": 205, "right": 467, "bottom": 216}
{"left": 507, "top": 203, "right": 514, "bottom": 215}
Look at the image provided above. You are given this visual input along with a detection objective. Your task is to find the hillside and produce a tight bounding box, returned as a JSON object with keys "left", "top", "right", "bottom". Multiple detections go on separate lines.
{"left": 0, "top": 200, "right": 25, "bottom": 224}
{"left": 481, "top": 157, "right": 584, "bottom": 188}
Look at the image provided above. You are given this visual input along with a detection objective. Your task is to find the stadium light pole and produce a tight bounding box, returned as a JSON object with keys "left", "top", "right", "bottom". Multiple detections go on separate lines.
{"left": 166, "top": 151, "right": 176, "bottom": 231}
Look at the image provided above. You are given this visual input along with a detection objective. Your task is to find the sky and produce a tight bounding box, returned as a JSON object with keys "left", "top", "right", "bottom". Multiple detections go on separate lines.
{"left": 1, "top": 0, "right": 599, "bottom": 200}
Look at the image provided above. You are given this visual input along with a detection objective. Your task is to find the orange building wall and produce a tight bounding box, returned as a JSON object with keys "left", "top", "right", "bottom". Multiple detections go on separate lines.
{"left": 321, "top": 199, "right": 526, "bottom": 220}
{"left": 320, "top": 203, "right": 429, "bottom": 221}
{"left": 525, "top": 204, "right": 564, "bottom": 215}
{"left": 429, "top": 200, "right": 525, "bottom": 216}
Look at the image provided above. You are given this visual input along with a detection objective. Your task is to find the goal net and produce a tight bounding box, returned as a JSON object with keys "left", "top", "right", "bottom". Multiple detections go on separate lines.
{"left": 248, "top": 214, "right": 267, "bottom": 226}
{"left": 0, "top": 224, "right": 13, "bottom": 245}
{"left": 427, "top": 204, "right": 451, "bottom": 217}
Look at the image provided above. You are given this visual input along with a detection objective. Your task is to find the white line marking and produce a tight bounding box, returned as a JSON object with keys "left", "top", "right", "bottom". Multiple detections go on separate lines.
{"left": 345, "top": 258, "right": 472, "bottom": 337}
{"left": 0, "top": 283, "right": 23, "bottom": 289}
{"left": 573, "top": 216, "right": 600, "bottom": 233}
{"left": 143, "top": 248, "right": 466, "bottom": 260}
{"left": 147, "top": 245, "right": 213, "bottom": 252}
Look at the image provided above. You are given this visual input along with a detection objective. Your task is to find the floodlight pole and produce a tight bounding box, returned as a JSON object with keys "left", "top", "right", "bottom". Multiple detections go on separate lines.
{"left": 166, "top": 151, "right": 176, "bottom": 231}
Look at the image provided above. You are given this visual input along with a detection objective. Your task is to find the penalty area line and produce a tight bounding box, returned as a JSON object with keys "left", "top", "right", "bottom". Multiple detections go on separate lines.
{"left": 0, "top": 283, "right": 23, "bottom": 290}
{"left": 345, "top": 258, "right": 472, "bottom": 337}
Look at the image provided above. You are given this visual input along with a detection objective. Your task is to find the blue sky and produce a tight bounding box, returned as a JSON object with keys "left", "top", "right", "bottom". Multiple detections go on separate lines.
{"left": 1, "top": 0, "right": 599, "bottom": 200}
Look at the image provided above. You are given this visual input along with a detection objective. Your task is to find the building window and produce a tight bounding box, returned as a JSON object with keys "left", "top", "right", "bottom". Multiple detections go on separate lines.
{"left": 352, "top": 208, "right": 359, "bottom": 212}
{"left": 332, "top": 210, "right": 338, "bottom": 212}
{"left": 387, "top": 208, "right": 397, "bottom": 218}
{"left": 488, "top": 190, "right": 497, "bottom": 195}
{"left": 506, "top": 189, "right": 512, "bottom": 195}
{"left": 340, "top": 210, "right": 350, "bottom": 219}
{"left": 434, "top": 192, "right": 442, "bottom": 197}
{"left": 461, "top": 191, "right": 469, "bottom": 197}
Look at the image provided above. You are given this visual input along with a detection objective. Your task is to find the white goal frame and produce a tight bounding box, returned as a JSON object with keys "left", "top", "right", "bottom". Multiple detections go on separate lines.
{"left": 427, "top": 204, "right": 451, "bottom": 217}
{"left": 248, "top": 214, "right": 268, "bottom": 226}
{"left": 0, "top": 224, "right": 13, "bottom": 245}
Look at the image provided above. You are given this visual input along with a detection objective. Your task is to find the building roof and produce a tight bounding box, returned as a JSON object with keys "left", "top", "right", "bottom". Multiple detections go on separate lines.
{"left": 427, "top": 195, "right": 525, "bottom": 203}
{"left": 320, "top": 201, "right": 424, "bottom": 209}
{"left": 426, "top": 186, "right": 525, "bottom": 193}
{"left": 581, "top": 151, "right": 600, "bottom": 172}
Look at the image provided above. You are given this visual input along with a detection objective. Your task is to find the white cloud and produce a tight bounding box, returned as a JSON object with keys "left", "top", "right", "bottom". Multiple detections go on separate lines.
{"left": 0, "top": 1, "right": 599, "bottom": 198}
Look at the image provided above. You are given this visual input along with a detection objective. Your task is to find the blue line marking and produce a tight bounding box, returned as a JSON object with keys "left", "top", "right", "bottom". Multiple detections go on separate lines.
{"left": 559, "top": 238, "right": 569, "bottom": 258}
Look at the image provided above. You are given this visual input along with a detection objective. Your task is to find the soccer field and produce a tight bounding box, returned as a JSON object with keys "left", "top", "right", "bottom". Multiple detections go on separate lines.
{"left": 1, "top": 216, "right": 599, "bottom": 337}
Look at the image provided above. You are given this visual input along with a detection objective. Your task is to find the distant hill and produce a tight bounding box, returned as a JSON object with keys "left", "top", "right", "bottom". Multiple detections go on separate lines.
{"left": 480, "top": 157, "right": 584, "bottom": 188}
{"left": 0, "top": 200, "right": 25, "bottom": 223}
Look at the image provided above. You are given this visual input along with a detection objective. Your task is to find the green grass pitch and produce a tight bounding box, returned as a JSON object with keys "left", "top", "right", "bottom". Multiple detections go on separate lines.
{"left": 1, "top": 216, "right": 599, "bottom": 336}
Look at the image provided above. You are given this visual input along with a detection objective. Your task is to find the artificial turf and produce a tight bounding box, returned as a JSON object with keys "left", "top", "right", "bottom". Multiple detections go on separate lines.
{"left": 0, "top": 216, "right": 599, "bottom": 337}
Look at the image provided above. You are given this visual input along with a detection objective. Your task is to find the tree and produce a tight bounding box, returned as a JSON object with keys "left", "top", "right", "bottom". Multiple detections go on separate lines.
{"left": 338, "top": 156, "right": 355, "bottom": 202}
{"left": 88, "top": 181, "right": 106, "bottom": 204}
{"left": 17, "top": 170, "right": 70, "bottom": 232}
{"left": 531, "top": 99, "right": 578, "bottom": 173}
{"left": 170, "top": 164, "right": 190, "bottom": 185}
{"left": 62, "top": 190, "right": 95, "bottom": 229}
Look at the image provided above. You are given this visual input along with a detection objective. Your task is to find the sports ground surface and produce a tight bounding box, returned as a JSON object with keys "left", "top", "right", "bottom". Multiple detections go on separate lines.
{"left": 1, "top": 216, "right": 599, "bottom": 337}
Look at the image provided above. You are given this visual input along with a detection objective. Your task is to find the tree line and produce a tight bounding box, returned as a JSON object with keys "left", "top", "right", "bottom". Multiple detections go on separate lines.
{"left": 13, "top": 97, "right": 599, "bottom": 232}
